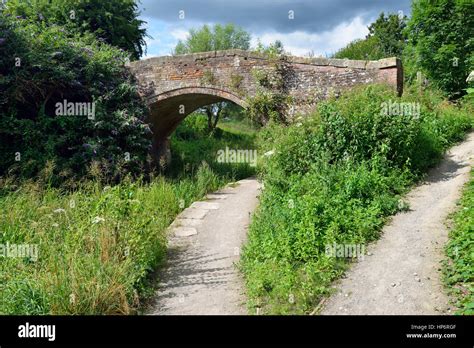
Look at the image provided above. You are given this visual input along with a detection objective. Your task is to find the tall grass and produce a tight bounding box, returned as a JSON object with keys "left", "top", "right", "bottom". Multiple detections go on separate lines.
{"left": 0, "top": 163, "right": 222, "bottom": 314}
{"left": 0, "top": 117, "right": 257, "bottom": 314}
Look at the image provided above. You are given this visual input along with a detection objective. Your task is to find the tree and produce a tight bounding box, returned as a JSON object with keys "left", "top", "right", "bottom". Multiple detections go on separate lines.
{"left": 254, "top": 39, "right": 285, "bottom": 58}
{"left": 174, "top": 23, "right": 251, "bottom": 54}
{"left": 4, "top": 0, "right": 147, "bottom": 60}
{"left": 334, "top": 12, "right": 407, "bottom": 60}
{"left": 333, "top": 36, "right": 382, "bottom": 60}
{"left": 368, "top": 12, "right": 407, "bottom": 58}
{"left": 173, "top": 24, "right": 251, "bottom": 131}
{"left": 406, "top": 0, "right": 474, "bottom": 97}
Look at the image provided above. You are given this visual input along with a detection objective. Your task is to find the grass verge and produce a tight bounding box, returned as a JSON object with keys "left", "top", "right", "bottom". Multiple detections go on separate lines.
{"left": 443, "top": 170, "right": 474, "bottom": 315}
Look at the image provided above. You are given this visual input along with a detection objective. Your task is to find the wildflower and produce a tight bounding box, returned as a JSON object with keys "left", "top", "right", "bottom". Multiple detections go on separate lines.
{"left": 264, "top": 150, "right": 275, "bottom": 157}
{"left": 92, "top": 216, "right": 105, "bottom": 224}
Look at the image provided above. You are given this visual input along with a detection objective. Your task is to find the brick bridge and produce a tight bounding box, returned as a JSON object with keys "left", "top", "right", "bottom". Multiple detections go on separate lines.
{"left": 128, "top": 49, "right": 403, "bottom": 163}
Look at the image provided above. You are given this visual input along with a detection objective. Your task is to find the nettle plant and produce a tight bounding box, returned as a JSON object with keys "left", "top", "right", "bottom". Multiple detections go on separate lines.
{"left": 0, "top": 17, "right": 152, "bottom": 182}
{"left": 246, "top": 56, "right": 293, "bottom": 126}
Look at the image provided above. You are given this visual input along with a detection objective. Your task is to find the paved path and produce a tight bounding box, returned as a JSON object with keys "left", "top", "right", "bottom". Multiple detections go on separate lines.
{"left": 148, "top": 178, "right": 261, "bottom": 315}
{"left": 321, "top": 133, "right": 474, "bottom": 315}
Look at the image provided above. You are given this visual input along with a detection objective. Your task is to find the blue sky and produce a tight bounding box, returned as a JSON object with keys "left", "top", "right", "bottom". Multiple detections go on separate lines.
{"left": 138, "top": 0, "right": 412, "bottom": 58}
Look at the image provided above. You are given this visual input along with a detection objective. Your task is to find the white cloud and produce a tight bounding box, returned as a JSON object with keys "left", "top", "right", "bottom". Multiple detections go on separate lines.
{"left": 170, "top": 28, "right": 189, "bottom": 41}
{"left": 142, "top": 15, "right": 370, "bottom": 59}
{"left": 251, "top": 16, "right": 370, "bottom": 57}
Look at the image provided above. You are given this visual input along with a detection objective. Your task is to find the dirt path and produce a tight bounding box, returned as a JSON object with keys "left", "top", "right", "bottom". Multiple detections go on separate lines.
{"left": 320, "top": 132, "right": 474, "bottom": 315}
{"left": 148, "top": 178, "right": 261, "bottom": 315}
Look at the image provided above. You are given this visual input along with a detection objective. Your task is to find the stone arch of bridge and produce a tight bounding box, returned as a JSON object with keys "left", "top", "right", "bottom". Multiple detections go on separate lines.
{"left": 147, "top": 86, "right": 247, "bottom": 163}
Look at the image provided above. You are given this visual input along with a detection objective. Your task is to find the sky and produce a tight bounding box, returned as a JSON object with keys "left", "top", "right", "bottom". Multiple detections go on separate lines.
{"left": 138, "top": 0, "right": 412, "bottom": 59}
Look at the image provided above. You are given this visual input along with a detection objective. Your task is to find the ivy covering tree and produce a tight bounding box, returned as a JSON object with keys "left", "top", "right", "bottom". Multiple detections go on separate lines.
{"left": 4, "top": 0, "right": 147, "bottom": 60}
{"left": 406, "top": 0, "right": 474, "bottom": 97}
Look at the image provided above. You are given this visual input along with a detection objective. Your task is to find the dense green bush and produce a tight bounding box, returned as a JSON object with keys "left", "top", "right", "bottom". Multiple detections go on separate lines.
{"left": 0, "top": 17, "right": 151, "bottom": 182}
{"left": 4, "top": 0, "right": 147, "bottom": 60}
{"left": 241, "top": 84, "right": 473, "bottom": 314}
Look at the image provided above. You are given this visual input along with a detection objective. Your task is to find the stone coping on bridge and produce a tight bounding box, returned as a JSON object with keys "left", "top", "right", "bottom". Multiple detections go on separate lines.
{"left": 131, "top": 49, "right": 400, "bottom": 71}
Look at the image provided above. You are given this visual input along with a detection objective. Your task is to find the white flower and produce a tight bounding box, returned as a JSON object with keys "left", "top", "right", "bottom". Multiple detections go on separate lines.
{"left": 264, "top": 150, "right": 275, "bottom": 157}
{"left": 92, "top": 216, "right": 105, "bottom": 224}
{"left": 53, "top": 208, "right": 66, "bottom": 214}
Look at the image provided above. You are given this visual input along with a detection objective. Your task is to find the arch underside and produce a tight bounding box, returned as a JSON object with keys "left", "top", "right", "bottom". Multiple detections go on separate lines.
{"left": 147, "top": 87, "right": 247, "bottom": 140}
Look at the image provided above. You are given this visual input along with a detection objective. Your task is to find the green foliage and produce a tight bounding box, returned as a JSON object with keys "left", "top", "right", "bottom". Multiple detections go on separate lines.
{"left": 0, "top": 17, "right": 151, "bottom": 182}
{"left": 368, "top": 12, "right": 407, "bottom": 57}
{"left": 334, "top": 36, "right": 383, "bottom": 60}
{"left": 170, "top": 114, "right": 257, "bottom": 180}
{"left": 246, "top": 58, "right": 293, "bottom": 126}
{"left": 230, "top": 73, "right": 244, "bottom": 92}
{"left": 443, "top": 170, "right": 474, "bottom": 315}
{"left": 0, "top": 111, "right": 259, "bottom": 314}
{"left": 4, "top": 0, "right": 147, "bottom": 60}
{"left": 246, "top": 89, "right": 289, "bottom": 126}
{"left": 253, "top": 40, "right": 285, "bottom": 59}
{"left": 406, "top": 0, "right": 474, "bottom": 97}
{"left": 173, "top": 23, "right": 250, "bottom": 55}
{"left": 200, "top": 70, "right": 217, "bottom": 85}
{"left": 0, "top": 162, "right": 224, "bottom": 314}
{"left": 334, "top": 13, "right": 406, "bottom": 60}
{"left": 240, "top": 84, "right": 473, "bottom": 314}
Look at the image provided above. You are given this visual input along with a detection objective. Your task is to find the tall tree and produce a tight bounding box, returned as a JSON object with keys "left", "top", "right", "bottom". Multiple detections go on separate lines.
{"left": 406, "top": 0, "right": 474, "bottom": 97}
{"left": 334, "top": 12, "right": 407, "bottom": 60}
{"left": 174, "top": 23, "right": 251, "bottom": 55}
{"left": 4, "top": 0, "right": 147, "bottom": 60}
{"left": 174, "top": 24, "right": 251, "bottom": 131}
{"left": 368, "top": 12, "right": 407, "bottom": 58}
